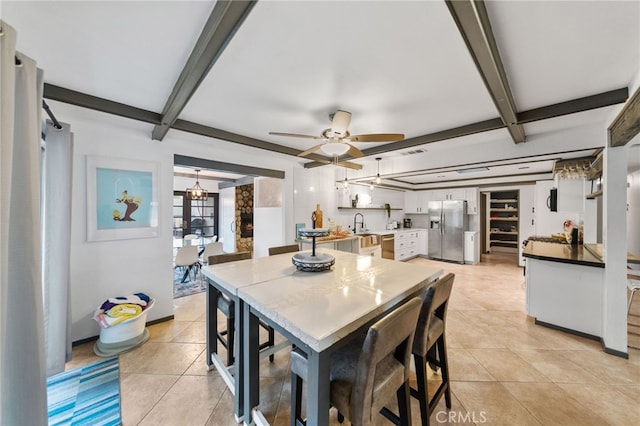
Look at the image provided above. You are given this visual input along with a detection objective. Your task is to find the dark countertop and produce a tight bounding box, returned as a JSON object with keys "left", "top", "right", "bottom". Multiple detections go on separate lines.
{"left": 523, "top": 241, "right": 605, "bottom": 268}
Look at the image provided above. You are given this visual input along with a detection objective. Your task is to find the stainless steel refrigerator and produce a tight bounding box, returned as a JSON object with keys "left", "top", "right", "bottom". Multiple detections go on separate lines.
{"left": 428, "top": 200, "right": 468, "bottom": 263}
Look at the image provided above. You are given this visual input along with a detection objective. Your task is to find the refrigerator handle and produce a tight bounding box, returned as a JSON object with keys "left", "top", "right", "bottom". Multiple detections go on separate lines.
{"left": 441, "top": 210, "right": 444, "bottom": 234}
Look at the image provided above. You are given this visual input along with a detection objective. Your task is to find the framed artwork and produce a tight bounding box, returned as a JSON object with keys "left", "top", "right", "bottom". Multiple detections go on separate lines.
{"left": 86, "top": 156, "right": 159, "bottom": 242}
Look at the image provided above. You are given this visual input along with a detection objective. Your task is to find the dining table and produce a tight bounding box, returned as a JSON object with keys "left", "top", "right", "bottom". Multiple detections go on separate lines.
{"left": 203, "top": 249, "right": 443, "bottom": 426}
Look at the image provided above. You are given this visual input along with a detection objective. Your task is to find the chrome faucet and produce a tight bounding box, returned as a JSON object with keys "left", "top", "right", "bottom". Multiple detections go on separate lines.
{"left": 353, "top": 213, "right": 365, "bottom": 234}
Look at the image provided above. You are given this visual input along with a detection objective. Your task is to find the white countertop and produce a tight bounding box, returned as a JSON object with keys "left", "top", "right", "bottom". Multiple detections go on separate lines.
{"left": 358, "top": 228, "right": 427, "bottom": 235}
{"left": 238, "top": 249, "right": 443, "bottom": 352}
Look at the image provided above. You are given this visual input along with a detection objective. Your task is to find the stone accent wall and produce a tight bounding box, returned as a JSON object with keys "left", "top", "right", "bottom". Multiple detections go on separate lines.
{"left": 235, "top": 184, "right": 253, "bottom": 253}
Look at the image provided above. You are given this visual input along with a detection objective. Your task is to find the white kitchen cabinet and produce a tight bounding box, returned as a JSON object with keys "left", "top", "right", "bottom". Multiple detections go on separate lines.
{"left": 430, "top": 188, "right": 465, "bottom": 201}
{"left": 395, "top": 230, "right": 420, "bottom": 261}
{"left": 405, "top": 191, "right": 427, "bottom": 213}
{"left": 417, "top": 229, "right": 428, "bottom": 255}
{"left": 465, "top": 187, "right": 479, "bottom": 214}
{"left": 464, "top": 231, "right": 479, "bottom": 264}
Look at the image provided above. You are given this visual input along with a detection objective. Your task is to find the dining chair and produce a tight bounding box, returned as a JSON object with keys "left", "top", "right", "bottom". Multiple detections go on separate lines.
{"left": 208, "top": 252, "right": 276, "bottom": 365}
{"left": 291, "top": 297, "right": 422, "bottom": 426}
{"left": 174, "top": 245, "right": 200, "bottom": 283}
{"left": 403, "top": 272, "right": 455, "bottom": 426}
{"left": 201, "top": 242, "right": 224, "bottom": 265}
{"left": 268, "top": 243, "right": 300, "bottom": 256}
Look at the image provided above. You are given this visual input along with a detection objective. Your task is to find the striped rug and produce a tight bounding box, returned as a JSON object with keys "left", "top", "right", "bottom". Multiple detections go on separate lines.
{"left": 46, "top": 357, "right": 121, "bottom": 426}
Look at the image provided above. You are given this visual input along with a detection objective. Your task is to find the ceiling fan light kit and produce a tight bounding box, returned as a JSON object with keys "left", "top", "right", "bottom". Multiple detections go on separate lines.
{"left": 320, "top": 141, "right": 351, "bottom": 156}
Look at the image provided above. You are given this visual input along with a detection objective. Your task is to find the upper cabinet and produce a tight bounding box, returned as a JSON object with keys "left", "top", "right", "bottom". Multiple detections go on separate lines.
{"left": 465, "top": 187, "right": 479, "bottom": 215}
{"left": 405, "top": 191, "right": 427, "bottom": 213}
{"left": 405, "top": 187, "right": 479, "bottom": 215}
{"left": 430, "top": 188, "right": 465, "bottom": 201}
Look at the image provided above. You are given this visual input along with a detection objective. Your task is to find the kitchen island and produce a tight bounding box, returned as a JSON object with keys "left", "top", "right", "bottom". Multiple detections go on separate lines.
{"left": 203, "top": 248, "right": 443, "bottom": 424}
{"left": 523, "top": 241, "right": 604, "bottom": 338}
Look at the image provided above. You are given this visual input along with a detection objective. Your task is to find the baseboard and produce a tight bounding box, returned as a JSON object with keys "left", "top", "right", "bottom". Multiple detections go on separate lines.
{"left": 534, "top": 319, "right": 600, "bottom": 341}
{"left": 534, "top": 318, "right": 629, "bottom": 359}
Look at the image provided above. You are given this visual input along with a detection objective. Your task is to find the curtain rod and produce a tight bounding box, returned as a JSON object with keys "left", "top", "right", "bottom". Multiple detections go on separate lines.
{"left": 42, "top": 100, "right": 62, "bottom": 130}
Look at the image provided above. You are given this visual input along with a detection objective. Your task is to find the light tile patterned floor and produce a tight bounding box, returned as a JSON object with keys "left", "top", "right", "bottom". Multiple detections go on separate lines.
{"left": 70, "top": 254, "right": 640, "bottom": 425}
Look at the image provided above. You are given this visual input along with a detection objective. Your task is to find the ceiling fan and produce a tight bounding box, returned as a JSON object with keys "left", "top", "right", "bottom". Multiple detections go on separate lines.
{"left": 269, "top": 110, "right": 405, "bottom": 159}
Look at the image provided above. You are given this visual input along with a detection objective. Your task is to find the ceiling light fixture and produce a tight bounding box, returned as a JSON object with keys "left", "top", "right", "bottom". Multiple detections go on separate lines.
{"left": 320, "top": 141, "right": 350, "bottom": 157}
{"left": 343, "top": 169, "right": 349, "bottom": 188}
{"left": 375, "top": 157, "right": 382, "bottom": 184}
{"left": 187, "top": 169, "right": 208, "bottom": 200}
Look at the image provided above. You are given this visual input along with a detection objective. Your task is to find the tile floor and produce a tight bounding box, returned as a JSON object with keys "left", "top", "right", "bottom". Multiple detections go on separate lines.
{"left": 69, "top": 254, "right": 640, "bottom": 425}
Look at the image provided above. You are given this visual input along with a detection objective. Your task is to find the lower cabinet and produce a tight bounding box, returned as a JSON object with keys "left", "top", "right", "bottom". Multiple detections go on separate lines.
{"left": 464, "top": 231, "right": 479, "bottom": 264}
{"left": 417, "top": 230, "right": 428, "bottom": 256}
{"left": 395, "top": 230, "right": 420, "bottom": 261}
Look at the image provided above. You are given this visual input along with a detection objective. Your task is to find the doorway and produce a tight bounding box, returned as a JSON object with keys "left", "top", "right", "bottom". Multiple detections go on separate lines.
{"left": 172, "top": 191, "right": 219, "bottom": 239}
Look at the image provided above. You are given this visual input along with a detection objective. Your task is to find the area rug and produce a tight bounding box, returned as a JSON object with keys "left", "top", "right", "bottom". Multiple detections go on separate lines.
{"left": 47, "top": 357, "right": 120, "bottom": 426}
{"left": 174, "top": 268, "right": 207, "bottom": 298}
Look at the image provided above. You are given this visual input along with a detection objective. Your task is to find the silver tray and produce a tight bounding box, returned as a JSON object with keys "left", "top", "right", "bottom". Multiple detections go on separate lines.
{"left": 292, "top": 252, "right": 335, "bottom": 272}
{"left": 297, "top": 228, "right": 329, "bottom": 238}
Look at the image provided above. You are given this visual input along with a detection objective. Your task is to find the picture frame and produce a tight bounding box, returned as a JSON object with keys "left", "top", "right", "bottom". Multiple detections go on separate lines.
{"left": 86, "top": 155, "right": 159, "bottom": 242}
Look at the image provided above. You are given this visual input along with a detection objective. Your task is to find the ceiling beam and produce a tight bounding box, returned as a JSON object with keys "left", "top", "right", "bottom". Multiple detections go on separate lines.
{"left": 174, "top": 154, "right": 284, "bottom": 179}
{"left": 174, "top": 171, "right": 237, "bottom": 183}
{"left": 44, "top": 84, "right": 161, "bottom": 124}
{"left": 172, "top": 119, "right": 362, "bottom": 169}
{"left": 519, "top": 88, "right": 628, "bottom": 124}
{"left": 303, "top": 117, "right": 503, "bottom": 168}
{"left": 303, "top": 88, "right": 628, "bottom": 168}
{"left": 43, "top": 82, "right": 625, "bottom": 171}
{"left": 42, "top": 83, "right": 363, "bottom": 169}
{"left": 151, "top": 0, "right": 257, "bottom": 141}
{"left": 608, "top": 85, "right": 640, "bottom": 147}
{"left": 446, "top": 0, "right": 525, "bottom": 143}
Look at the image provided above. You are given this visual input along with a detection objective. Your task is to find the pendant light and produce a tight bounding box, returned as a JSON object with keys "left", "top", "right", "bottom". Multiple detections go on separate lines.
{"left": 187, "top": 169, "right": 208, "bottom": 200}
{"left": 342, "top": 169, "right": 349, "bottom": 188}
{"left": 375, "top": 157, "right": 382, "bottom": 184}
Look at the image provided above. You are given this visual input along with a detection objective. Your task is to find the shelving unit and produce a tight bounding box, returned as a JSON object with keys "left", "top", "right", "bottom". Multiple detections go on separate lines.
{"left": 488, "top": 191, "right": 519, "bottom": 254}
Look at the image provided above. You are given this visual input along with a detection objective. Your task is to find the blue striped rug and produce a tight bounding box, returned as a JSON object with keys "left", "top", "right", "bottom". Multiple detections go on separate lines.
{"left": 46, "top": 357, "right": 121, "bottom": 426}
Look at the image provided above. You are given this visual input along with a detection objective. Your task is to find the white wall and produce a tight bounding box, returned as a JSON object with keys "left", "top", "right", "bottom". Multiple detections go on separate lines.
{"left": 534, "top": 179, "right": 586, "bottom": 236}
{"left": 52, "top": 101, "right": 298, "bottom": 341}
{"left": 293, "top": 167, "right": 405, "bottom": 233}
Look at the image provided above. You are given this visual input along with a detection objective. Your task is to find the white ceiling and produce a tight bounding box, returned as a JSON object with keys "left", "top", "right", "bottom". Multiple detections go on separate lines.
{"left": 4, "top": 0, "right": 640, "bottom": 185}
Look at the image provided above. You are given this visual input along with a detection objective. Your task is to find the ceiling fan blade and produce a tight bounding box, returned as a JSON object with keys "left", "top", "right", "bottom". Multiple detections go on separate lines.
{"left": 335, "top": 161, "right": 363, "bottom": 170}
{"left": 313, "top": 157, "right": 363, "bottom": 170}
{"left": 269, "top": 132, "right": 322, "bottom": 140}
{"left": 346, "top": 133, "right": 405, "bottom": 142}
{"left": 345, "top": 143, "right": 364, "bottom": 158}
{"left": 298, "top": 144, "right": 326, "bottom": 157}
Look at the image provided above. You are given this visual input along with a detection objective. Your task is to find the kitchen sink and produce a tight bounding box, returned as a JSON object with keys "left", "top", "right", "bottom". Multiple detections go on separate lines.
{"left": 358, "top": 234, "right": 380, "bottom": 248}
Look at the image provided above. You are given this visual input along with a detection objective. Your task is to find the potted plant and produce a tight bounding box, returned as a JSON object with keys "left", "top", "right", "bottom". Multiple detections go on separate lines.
{"left": 352, "top": 194, "right": 359, "bottom": 208}
{"left": 384, "top": 203, "right": 391, "bottom": 219}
